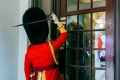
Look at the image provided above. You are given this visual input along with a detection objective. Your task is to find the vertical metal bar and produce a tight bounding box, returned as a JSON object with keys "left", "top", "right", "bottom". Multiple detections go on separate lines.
{"left": 77, "top": 0, "right": 79, "bottom": 10}
{"left": 90, "top": 49, "right": 92, "bottom": 80}
{"left": 50, "top": 0, "right": 52, "bottom": 14}
{"left": 76, "top": 42, "right": 79, "bottom": 80}
{"left": 62, "top": 1, "right": 67, "bottom": 80}
{"left": 91, "top": 0, "right": 93, "bottom": 8}
{"left": 33, "top": 0, "right": 36, "bottom": 7}
{"left": 31, "top": 0, "right": 34, "bottom": 7}
{"left": 52, "top": 0, "right": 55, "bottom": 13}
{"left": 76, "top": 14, "right": 79, "bottom": 80}
{"left": 31, "top": 0, "right": 36, "bottom": 7}
{"left": 90, "top": 12, "right": 93, "bottom": 80}
{"left": 115, "top": 0, "right": 120, "bottom": 80}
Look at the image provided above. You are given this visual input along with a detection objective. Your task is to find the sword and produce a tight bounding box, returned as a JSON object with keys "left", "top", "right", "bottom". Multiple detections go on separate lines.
{"left": 12, "top": 18, "right": 52, "bottom": 27}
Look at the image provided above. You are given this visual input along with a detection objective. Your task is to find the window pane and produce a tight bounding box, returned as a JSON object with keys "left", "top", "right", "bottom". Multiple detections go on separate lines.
{"left": 66, "top": 50, "right": 77, "bottom": 65}
{"left": 92, "top": 50, "right": 106, "bottom": 68}
{"left": 65, "top": 67, "right": 76, "bottom": 80}
{"left": 37, "top": 0, "right": 51, "bottom": 15}
{"left": 78, "top": 32, "right": 90, "bottom": 48}
{"left": 67, "top": 32, "right": 78, "bottom": 48}
{"left": 66, "top": 50, "right": 90, "bottom": 66}
{"left": 79, "top": 68, "right": 90, "bottom": 80}
{"left": 67, "top": 15, "right": 78, "bottom": 31}
{"left": 67, "top": 0, "right": 77, "bottom": 12}
{"left": 92, "top": 12, "right": 106, "bottom": 30}
{"left": 92, "top": 31, "right": 106, "bottom": 48}
{"left": 79, "top": 0, "right": 91, "bottom": 10}
{"left": 79, "top": 13, "right": 91, "bottom": 30}
{"left": 66, "top": 68, "right": 91, "bottom": 80}
{"left": 78, "top": 50, "right": 90, "bottom": 66}
{"left": 92, "top": 69, "right": 106, "bottom": 80}
{"left": 93, "top": 0, "right": 106, "bottom": 8}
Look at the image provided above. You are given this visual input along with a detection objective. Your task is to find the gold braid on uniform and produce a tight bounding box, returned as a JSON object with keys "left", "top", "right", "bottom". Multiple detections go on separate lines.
{"left": 37, "top": 70, "right": 46, "bottom": 80}
{"left": 57, "top": 22, "right": 67, "bottom": 33}
{"left": 37, "top": 72, "right": 40, "bottom": 80}
{"left": 48, "top": 41, "right": 59, "bottom": 65}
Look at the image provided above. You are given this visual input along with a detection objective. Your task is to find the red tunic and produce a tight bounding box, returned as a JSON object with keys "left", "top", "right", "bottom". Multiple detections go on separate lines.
{"left": 24, "top": 32, "right": 68, "bottom": 80}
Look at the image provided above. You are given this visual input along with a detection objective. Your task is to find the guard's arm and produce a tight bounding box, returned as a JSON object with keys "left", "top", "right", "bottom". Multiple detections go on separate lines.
{"left": 50, "top": 13, "right": 68, "bottom": 51}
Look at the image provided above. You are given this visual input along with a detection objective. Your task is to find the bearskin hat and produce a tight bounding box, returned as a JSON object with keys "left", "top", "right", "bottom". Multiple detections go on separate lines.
{"left": 22, "top": 7, "right": 49, "bottom": 44}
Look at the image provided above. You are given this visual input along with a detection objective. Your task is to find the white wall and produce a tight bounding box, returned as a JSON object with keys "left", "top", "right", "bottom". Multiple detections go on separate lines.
{"left": 0, "top": 0, "right": 28, "bottom": 80}
{"left": 18, "top": 0, "right": 28, "bottom": 80}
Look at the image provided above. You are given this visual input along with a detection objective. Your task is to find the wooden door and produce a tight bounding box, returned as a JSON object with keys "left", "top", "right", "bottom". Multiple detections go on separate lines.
{"left": 60, "top": 0, "right": 114, "bottom": 80}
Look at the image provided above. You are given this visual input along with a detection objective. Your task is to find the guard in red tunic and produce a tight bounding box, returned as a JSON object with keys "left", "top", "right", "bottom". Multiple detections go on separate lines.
{"left": 22, "top": 7, "right": 68, "bottom": 80}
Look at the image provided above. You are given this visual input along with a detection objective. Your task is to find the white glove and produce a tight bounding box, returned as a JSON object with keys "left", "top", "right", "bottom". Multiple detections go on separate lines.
{"left": 50, "top": 13, "right": 59, "bottom": 24}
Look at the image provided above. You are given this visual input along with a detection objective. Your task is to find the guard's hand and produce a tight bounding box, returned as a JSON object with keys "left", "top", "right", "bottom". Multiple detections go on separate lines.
{"left": 50, "top": 13, "right": 59, "bottom": 24}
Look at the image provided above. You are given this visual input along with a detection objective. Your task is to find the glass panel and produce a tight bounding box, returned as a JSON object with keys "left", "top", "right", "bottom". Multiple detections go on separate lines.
{"left": 78, "top": 50, "right": 90, "bottom": 66}
{"left": 93, "top": 0, "right": 106, "bottom": 8}
{"left": 67, "top": 0, "right": 77, "bottom": 12}
{"left": 92, "top": 31, "right": 106, "bottom": 48}
{"left": 92, "top": 12, "right": 106, "bottom": 29}
{"left": 67, "top": 32, "right": 78, "bottom": 48}
{"left": 78, "top": 32, "right": 90, "bottom": 48}
{"left": 79, "top": 68, "right": 90, "bottom": 80}
{"left": 79, "top": 0, "right": 91, "bottom": 10}
{"left": 65, "top": 67, "right": 76, "bottom": 80}
{"left": 79, "top": 13, "right": 91, "bottom": 30}
{"left": 37, "top": 0, "right": 51, "bottom": 15}
{"left": 67, "top": 15, "right": 78, "bottom": 31}
{"left": 92, "top": 69, "right": 106, "bottom": 80}
{"left": 92, "top": 50, "right": 106, "bottom": 68}
{"left": 66, "top": 50, "right": 77, "bottom": 65}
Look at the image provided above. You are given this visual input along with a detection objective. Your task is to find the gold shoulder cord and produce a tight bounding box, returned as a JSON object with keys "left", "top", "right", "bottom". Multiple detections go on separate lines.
{"left": 48, "top": 40, "right": 59, "bottom": 65}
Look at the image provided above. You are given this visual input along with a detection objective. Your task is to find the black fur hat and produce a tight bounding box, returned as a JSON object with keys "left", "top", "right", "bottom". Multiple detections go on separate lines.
{"left": 22, "top": 7, "right": 49, "bottom": 44}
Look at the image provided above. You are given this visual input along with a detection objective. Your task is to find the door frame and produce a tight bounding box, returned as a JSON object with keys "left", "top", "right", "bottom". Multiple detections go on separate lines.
{"left": 115, "top": 0, "right": 120, "bottom": 80}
